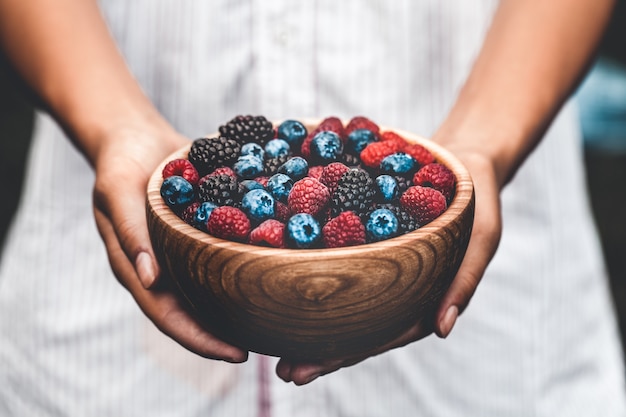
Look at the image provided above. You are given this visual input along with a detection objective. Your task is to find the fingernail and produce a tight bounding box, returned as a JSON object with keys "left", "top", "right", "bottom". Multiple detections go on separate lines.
{"left": 136, "top": 252, "right": 156, "bottom": 288}
{"left": 439, "top": 305, "right": 458, "bottom": 338}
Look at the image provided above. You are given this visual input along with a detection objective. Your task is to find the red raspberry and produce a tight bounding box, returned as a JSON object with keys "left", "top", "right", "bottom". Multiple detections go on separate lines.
{"left": 360, "top": 140, "right": 403, "bottom": 169}
{"left": 379, "top": 131, "right": 408, "bottom": 148}
{"left": 253, "top": 176, "right": 270, "bottom": 187}
{"left": 403, "top": 143, "right": 435, "bottom": 167}
{"left": 307, "top": 165, "right": 324, "bottom": 180}
{"left": 288, "top": 177, "right": 330, "bottom": 217}
{"left": 162, "top": 159, "right": 200, "bottom": 186}
{"left": 322, "top": 211, "right": 366, "bottom": 248}
{"left": 206, "top": 206, "right": 251, "bottom": 242}
{"left": 180, "top": 201, "right": 201, "bottom": 225}
{"left": 413, "top": 163, "right": 456, "bottom": 203}
{"left": 275, "top": 201, "right": 291, "bottom": 222}
{"left": 319, "top": 162, "right": 350, "bottom": 195}
{"left": 249, "top": 219, "right": 286, "bottom": 248}
{"left": 210, "top": 166, "right": 237, "bottom": 177}
{"left": 346, "top": 116, "right": 380, "bottom": 138}
{"left": 400, "top": 186, "right": 447, "bottom": 226}
{"left": 301, "top": 117, "right": 346, "bottom": 156}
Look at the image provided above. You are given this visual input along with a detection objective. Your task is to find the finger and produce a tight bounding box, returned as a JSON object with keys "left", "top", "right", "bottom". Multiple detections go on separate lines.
{"left": 94, "top": 206, "right": 248, "bottom": 362}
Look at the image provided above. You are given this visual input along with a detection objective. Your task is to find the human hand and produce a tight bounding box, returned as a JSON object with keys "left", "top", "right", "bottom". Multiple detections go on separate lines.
{"left": 91, "top": 120, "right": 248, "bottom": 363}
{"left": 276, "top": 144, "right": 502, "bottom": 385}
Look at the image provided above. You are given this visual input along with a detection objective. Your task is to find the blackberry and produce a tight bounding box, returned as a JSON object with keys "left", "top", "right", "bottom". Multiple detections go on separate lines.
{"left": 341, "top": 152, "right": 361, "bottom": 168}
{"left": 394, "top": 174, "right": 413, "bottom": 196}
{"left": 330, "top": 168, "right": 375, "bottom": 217}
{"left": 188, "top": 136, "right": 241, "bottom": 177}
{"left": 198, "top": 174, "right": 242, "bottom": 207}
{"left": 219, "top": 115, "right": 275, "bottom": 146}
{"left": 368, "top": 203, "right": 419, "bottom": 235}
{"left": 264, "top": 153, "right": 290, "bottom": 176}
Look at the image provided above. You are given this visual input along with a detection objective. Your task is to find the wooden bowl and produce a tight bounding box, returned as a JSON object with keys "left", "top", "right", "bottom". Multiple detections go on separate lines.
{"left": 146, "top": 121, "right": 474, "bottom": 360}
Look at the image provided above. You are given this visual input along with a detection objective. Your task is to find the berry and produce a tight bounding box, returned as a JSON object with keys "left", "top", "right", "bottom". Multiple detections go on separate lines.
{"left": 233, "top": 154, "right": 264, "bottom": 179}
{"left": 288, "top": 177, "right": 330, "bottom": 217}
{"left": 413, "top": 163, "right": 456, "bottom": 203}
{"left": 264, "top": 139, "right": 291, "bottom": 159}
{"left": 241, "top": 142, "right": 265, "bottom": 160}
{"left": 206, "top": 206, "right": 251, "bottom": 242}
{"left": 341, "top": 152, "right": 362, "bottom": 167}
{"left": 393, "top": 174, "right": 413, "bottom": 196}
{"left": 374, "top": 175, "right": 399, "bottom": 202}
{"left": 239, "top": 179, "right": 265, "bottom": 194}
{"left": 380, "top": 152, "right": 417, "bottom": 175}
{"left": 275, "top": 201, "right": 291, "bottom": 222}
{"left": 206, "top": 166, "right": 237, "bottom": 178}
{"left": 278, "top": 156, "right": 308, "bottom": 181}
{"left": 403, "top": 143, "right": 435, "bottom": 167}
{"left": 366, "top": 208, "right": 399, "bottom": 242}
{"left": 345, "top": 116, "right": 380, "bottom": 138}
{"left": 219, "top": 115, "right": 274, "bottom": 146}
{"left": 400, "top": 186, "right": 447, "bottom": 225}
{"left": 160, "top": 176, "right": 195, "bottom": 212}
{"left": 249, "top": 219, "right": 286, "bottom": 248}
{"left": 266, "top": 173, "right": 293, "bottom": 203}
{"left": 277, "top": 119, "right": 308, "bottom": 148}
{"left": 314, "top": 116, "right": 346, "bottom": 139}
{"left": 310, "top": 131, "right": 344, "bottom": 164}
{"left": 253, "top": 176, "right": 270, "bottom": 187}
{"left": 188, "top": 136, "right": 241, "bottom": 176}
{"left": 368, "top": 203, "right": 419, "bottom": 235}
{"left": 286, "top": 213, "right": 322, "bottom": 249}
{"left": 307, "top": 165, "right": 324, "bottom": 180}
{"left": 330, "top": 168, "right": 376, "bottom": 217}
{"left": 319, "top": 162, "right": 350, "bottom": 195}
{"left": 264, "top": 154, "right": 291, "bottom": 177}
{"left": 360, "top": 140, "right": 403, "bottom": 169}
{"left": 241, "top": 189, "right": 276, "bottom": 223}
{"left": 198, "top": 174, "right": 241, "bottom": 206}
{"left": 346, "top": 129, "right": 377, "bottom": 154}
{"left": 322, "top": 211, "right": 366, "bottom": 248}
{"left": 180, "top": 201, "right": 201, "bottom": 226}
{"left": 379, "top": 131, "right": 408, "bottom": 147}
{"left": 193, "top": 201, "right": 219, "bottom": 230}
{"left": 162, "top": 159, "right": 200, "bottom": 186}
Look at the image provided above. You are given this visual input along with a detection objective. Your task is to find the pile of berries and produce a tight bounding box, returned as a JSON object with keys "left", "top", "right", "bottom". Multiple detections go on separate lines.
{"left": 160, "top": 115, "right": 456, "bottom": 249}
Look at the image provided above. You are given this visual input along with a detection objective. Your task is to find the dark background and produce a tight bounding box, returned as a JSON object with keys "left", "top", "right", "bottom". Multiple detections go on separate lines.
{"left": 1, "top": 6, "right": 626, "bottom": 345}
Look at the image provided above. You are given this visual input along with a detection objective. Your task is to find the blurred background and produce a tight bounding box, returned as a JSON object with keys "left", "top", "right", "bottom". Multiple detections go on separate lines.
{"left": 1, "top": 5, "right": 625, "bottom": 347}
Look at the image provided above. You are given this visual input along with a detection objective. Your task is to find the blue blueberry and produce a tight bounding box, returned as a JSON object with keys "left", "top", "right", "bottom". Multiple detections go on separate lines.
{"left": 241, "top": 142, "right": 265, "bottom": 160}
{"left": 375, "top": 175, "right": 399, "bottom": 202}
{"left": 266, "top": 173, "right": 293, "bottom": 203}
{"left": 366, "top": 208, "right": 399, "bottom": 242}
{"left": 347, "top": 128, "right": 377, "bottom": 154}
{"left": 310, "top": 131, "right": 343, "bottom": 163}
{"left": 160, "top": 176, "right": 195, "bottom": 212}
{"left": 233, "top": 154, "right": 264, "bottom": 179}
{"left": 264, "top": 139, "right": 291, "bottom": 159}
{"left": 380, "top": 152, "right": 417, "bottom": 175}
{"left": 277, "top": 119, "right": 308, "bottom": 148}
{"left": 278, "top": 156, "right": 308, "bottom": 181}
{"left": 286, "top": 213, "right": 322, "bottom": 249}
{"left": 239, "top": 179, "right": 265, "bottom": 193}
{"left": 241, "top": 189, "right": 276, "bottom": 223}
{"left": 193, "top": 201, "right": 218, "bottom": 230}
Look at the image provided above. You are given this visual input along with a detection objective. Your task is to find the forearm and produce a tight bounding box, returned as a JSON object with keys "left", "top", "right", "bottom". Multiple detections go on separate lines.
{"left": 0, "top": 0, "right": 168, "bottom": 166}
{"left": 434, "top": 0, "right": 614, "bottom": 187}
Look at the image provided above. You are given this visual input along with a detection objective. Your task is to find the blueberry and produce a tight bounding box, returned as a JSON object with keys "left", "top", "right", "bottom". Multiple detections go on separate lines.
{"left": 233, "top": 154, "right": 264, "bottom": 179}
{"left": 347, "top": 128, "right": 377, "bottom": 154}
{"left": 310, "top": 131, "right": 343, "bottom": 163}
{"left": 277, "top": 119, "right": 308, "bottom": 148}
{"left": 264, "top": 139, "right": 291, "bottom": 159}
{"left": 266, "top": 173, "right": 293, "bottom": 203}
{"left": 193, "top": 201, "right": 218, "bottom": 230}
{"left": 160, "top": 176, "right": 195, "bottom": 212}
{"left": 278, "top": 156, "right": 308, "bottom": 181}
{"left": 286, "top": 213, "right": 322, "bottom": 249}
{"left": 380, "top": 152, "right": 417, "bottom": 175}
{"left": 375, "top": 175, "right": 399, "bottom": 202}
{"left": 239, "top": 179, "right": 265, "bottom": 193}
{"left": 366, "top": 208, "right": 399, "bottom": 242}
{"left": 241, "top": 142, "right": 265, "bottom": 160}
{"left": 241, "top": 189, "right": 276, "bottom": 223}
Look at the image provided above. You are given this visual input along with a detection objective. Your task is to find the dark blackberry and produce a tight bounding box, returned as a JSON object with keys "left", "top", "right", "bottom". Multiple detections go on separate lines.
{"left": 330, "top": 168, "right": 375, "bottom": 218}
{"left": 394, "top": 174, "right": 413, "bottom": 196}
{"left": 264, "top": 153, "right": 290, "bottom": 176}
{"left": 219, "top": 115, "right": 275, "bottom": 146}
{"left": 341, "top": 152, "right": 361, "bottom": 168}
{"left": 188, "top": 136, "right": 241, "bottom": 177}
{"left": 198, "top": 174, "right": 242, "bottom": 207}
{"left": 366, "top": 203, "right": 419, "bottom": 236}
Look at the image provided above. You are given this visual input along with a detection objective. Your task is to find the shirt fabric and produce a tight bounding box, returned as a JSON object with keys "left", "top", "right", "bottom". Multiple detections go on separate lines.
{"left": 1, "top": 1, "right": 625, "bottom": 416}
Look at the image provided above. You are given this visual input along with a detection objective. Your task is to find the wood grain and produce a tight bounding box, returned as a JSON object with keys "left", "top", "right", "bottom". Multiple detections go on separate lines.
{"left": 146, "top": 122, "right": 475, "bottom": 360}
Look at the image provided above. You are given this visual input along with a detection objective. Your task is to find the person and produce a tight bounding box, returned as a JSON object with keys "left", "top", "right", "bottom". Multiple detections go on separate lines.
{"left": 0, "top": 0, "right": 624, "bottom": 415}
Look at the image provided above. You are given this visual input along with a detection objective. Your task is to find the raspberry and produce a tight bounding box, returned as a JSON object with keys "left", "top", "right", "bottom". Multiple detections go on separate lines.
{"left": 198, "top": 174, "right": 241, "bottom": 206}
{"left": 413, "top": 163, "right": 456, "bottom": 203}
{"left": 400, "top": 186, "right": 447, "bottom": 226}
{"left": 403, "top": 143, "right": 435, "bottom": 167}
{"left": 219, "top": 115, "right": 274, "bottom": 146}
{"left": 301, "top": 116, "right": 346, "bottom": 156}
{"left": 207, "top": 206, "right": 251, "bottom": 242}
{"left": 345, "top": 116, "right": 380, "bottom": 138}
{"left": 288, "top": 177, "right": 330, "bottom": 217}
{"left": 307, "top": 165, "right": 324, "bottom": 180}
{"left": 188, "top": 136, "right": 241, "bottom": 176}
{"left": 322, "top": 211, "right": 366, "bottom": 248}
{"left": 319, "top": 162, "right": 350, "bottom": 195}
{"left": 275, "top": 201, "right": 291, "bottom": 223}
{"left": 162, "top": 159, "right": 200, "bottom": 186}
{"left": 180, "top": 201, "right": 201, "bottom": 225}
{"left": 253, "top": 176, "right": 270, "bottom": 187}
{"left": 360, "top": 140, "right": 403, "bottom": 169}
{"left": 249, "top": 219, "right": 286, "bottom": 248}
{"left": 208, "top": 166, "right": 237, "bottom": 178}
{"left": 379, "top": 131, "right": 408, "bottom": 148}
{"left": 330, "top": 168, "right": 375, "bottom": 217}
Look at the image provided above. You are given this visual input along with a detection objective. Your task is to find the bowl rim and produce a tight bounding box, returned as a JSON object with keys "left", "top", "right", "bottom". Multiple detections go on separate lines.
{"left": 146, "top": 119, "right": 474, "bottom": 260}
